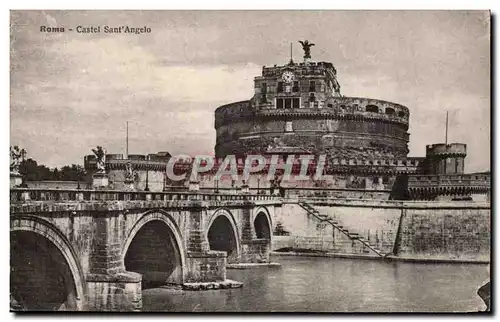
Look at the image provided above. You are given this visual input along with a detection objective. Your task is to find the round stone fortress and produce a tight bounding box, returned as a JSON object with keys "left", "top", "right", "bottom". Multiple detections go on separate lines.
{"left": 215, "top": 60, "right": 410, "bottom": 160}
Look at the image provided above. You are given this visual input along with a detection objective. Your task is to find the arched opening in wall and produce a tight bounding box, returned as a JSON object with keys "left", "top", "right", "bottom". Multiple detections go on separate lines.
{"left": 398, "top": 111, "right": 405, "bottom": 117}
{"left": 385, "top": 107, "right": 395, "bottom": 115}
{"left": 124, "top": 220, "right": 182, "bottom": 289}
{"left": 11, "top": 231, "right": 78, "bottom": 311}
{"left": 254, "top": 212, "right": 271, "bottom": 239}
{"left": 366, "top": 105, "right": 379, "bottom": 113}
{"left": 207, "top": 216, "right": 238, "bottom": 263}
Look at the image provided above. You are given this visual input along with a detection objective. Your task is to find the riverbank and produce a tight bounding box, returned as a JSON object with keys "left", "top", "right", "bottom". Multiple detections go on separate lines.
{"left": 271, "top": 251, "right": 490, "bottom": 264}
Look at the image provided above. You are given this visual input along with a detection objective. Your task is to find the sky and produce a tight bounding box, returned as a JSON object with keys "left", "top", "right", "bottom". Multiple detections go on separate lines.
{"left": 10, "top": 10, "right": 490, "bottom": 172}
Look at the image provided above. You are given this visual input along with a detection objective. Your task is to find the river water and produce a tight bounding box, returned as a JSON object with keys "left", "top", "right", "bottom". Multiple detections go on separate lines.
{"left": 142, "top": 256, "right": 489, "bottom": 312}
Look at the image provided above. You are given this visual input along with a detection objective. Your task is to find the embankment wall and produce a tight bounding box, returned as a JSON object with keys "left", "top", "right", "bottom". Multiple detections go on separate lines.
{"left": 272, "top": 200, "right": 490, "bottom": 261}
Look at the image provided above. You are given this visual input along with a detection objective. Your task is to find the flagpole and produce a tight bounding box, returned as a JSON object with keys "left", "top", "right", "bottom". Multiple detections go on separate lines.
{"left": 126, "top": 121, "right": 129, "bottom": 159}
{"left": 445, "top": 111, "right": 449, "bottom": 145}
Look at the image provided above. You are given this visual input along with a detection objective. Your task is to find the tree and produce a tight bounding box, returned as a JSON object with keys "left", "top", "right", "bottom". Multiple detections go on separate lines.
{"left": 52, "top": 168, "right": 60, "bottom": 180}
{"left": 60, "top": 164, "right": 86, "bottom": 181}
{"left": 15, "top": 147, "right": 86, "bottom": 181}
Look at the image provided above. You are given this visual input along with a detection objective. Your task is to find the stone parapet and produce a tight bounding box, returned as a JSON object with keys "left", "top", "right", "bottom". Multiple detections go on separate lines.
{"left": 85, "top": 157, "right": 168, "bottom": 172}
{"left": 407, "top": 174, "right": 491, "bottom": 200}
{"left": 260, "top": 61, "right": 336, "bottom": 77}
{"left": 214, "top": 97, "right": 409, "bottom": 128}
{"left": 10, "top": 188, "right": 280, "bottom": 211}
{"left": 426, "top": 143, "right": 467, "bottom": 156}
{"left": 283, "top": 198, "right": 491, "bottom": 209}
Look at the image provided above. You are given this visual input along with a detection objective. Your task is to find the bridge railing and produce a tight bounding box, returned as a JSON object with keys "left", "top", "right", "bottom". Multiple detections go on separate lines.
{"left": 10, "top": 188, "right": 279, "bottom": 203}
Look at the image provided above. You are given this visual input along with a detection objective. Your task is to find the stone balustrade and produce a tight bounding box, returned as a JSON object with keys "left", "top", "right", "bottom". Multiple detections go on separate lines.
{"left": 85, "top": 157, "right": 169, "bottom": 171}
{"left": 10, "top": 188, "right": 278, "bottom": 203}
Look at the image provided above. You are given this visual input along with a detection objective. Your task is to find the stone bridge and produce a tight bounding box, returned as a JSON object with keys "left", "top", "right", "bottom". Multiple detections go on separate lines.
{"left": 10, "top": 189, "right": 281, "bottom": 311}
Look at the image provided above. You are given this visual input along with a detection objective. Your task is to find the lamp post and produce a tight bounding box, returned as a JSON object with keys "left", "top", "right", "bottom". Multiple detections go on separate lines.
{"left": 144, "top": 156, "right": 150, "bottom": 192}
{"left": 163, "top": 163, "right": 167, "bottom": 192}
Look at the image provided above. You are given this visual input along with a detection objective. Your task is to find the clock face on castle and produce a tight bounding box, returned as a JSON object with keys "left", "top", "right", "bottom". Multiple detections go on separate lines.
{"left": 281, "top": 71, "right": 295, "bottom": 83}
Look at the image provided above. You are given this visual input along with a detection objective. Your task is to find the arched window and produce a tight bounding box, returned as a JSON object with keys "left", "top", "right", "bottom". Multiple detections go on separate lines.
{"left": 385, "top": 107, "right": 395, "bottom": 115}
{"left": 366, "top": 105, "right": 379, "bottom": 113}
{"left": 398, "top": 111, "right": 405, "bottom": 117}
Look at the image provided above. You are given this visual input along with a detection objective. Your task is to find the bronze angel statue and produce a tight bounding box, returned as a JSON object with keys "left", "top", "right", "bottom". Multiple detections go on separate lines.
{"left": 299, "top": 40, "right": 315, "bottom": 59}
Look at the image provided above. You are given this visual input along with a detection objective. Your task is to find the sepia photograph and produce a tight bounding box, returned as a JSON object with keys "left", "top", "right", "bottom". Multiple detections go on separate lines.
{"left": 9, "top": 9, "right": 491, "bottom": 313}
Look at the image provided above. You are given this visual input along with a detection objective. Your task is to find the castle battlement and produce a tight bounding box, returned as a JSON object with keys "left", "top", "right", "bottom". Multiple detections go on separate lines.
{"left": 214, "top": 97, "right": 409, "bottom": 129}
{"left": 330, "top": 157, "right": 421, "bottom": 167}
{"left": 408, "top": 174, "right": 490, "bottom": 186}
{"left": 407, "top": 173, "right": 491, "bottom": 201}
{"left": 426, "top": 143, "right": 467, "bottom": 156}
{"left": 260, "top": 61, "right": 338, "bottom": 78}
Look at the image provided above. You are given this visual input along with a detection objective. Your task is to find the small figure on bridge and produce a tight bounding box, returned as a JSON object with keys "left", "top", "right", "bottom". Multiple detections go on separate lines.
{"left": 92, "top": 146, "right": 107, "bottom": 173}
{"left": 124, "top": 161, "right": 135, "bottom": 182}
{"left": 10, "top": 146, "right": 25, "bottom": 174}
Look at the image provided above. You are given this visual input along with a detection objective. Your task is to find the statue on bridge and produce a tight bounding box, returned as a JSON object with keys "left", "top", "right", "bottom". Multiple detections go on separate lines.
{"left": 124, "top": 161, "right": 135, "bottom": 182}
{"left": 10, "top": 146, "right": 25, "bottom": 174}
{"left": 92, "top": 146, "right": 107, "bottom": 173}
{"left": 299, "top": 40, "right": 315, "bottom": 60}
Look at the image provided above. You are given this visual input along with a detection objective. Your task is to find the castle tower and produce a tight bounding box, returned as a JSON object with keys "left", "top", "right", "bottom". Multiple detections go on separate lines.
{"left": 425, "top": 143, "right": 466, "bottom": 175}
{"left": 214, "top": 41, "right": 410, "bottom": 160}
{"left": 252, "top": 60, "right": 341, "bottom": 111}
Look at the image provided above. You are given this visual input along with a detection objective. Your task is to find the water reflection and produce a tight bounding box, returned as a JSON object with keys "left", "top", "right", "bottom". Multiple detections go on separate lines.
{"left": 143, "top": 256, "right": 488, "bottom": 312}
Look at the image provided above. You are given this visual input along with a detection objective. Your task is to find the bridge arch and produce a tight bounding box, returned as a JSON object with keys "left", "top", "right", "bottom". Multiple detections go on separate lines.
{"left": 254, "top": 207, "right": 273, "bottom": 240}
{"left": 10, "top": 216, "right": 85, "bottom": 311}
{"left": 206, "top": 208, "right": 241, "bottom": 263}
{"left": 122, "top": 210, "right": 186, "bottom": 288}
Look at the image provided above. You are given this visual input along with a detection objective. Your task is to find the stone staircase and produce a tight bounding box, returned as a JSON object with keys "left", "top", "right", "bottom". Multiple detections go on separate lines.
{"left": 298, "top": 202, "right": 385, "bottom": 257}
